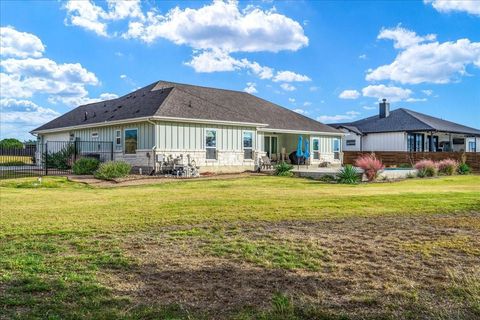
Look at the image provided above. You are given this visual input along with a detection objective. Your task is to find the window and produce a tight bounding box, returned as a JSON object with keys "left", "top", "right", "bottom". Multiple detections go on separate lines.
{"left": 263, "top": 135, "right": 278, "bottom": 158}
{"left": 124, "top": 129, "right": 137, "bottom": 154}
{"left": 468, "top": 141, "right": 476, "bottom": 152}
{"left": 115, "top": 130, "right": 121, "bottom": 146}
{"left": 69, "top": 133, "right": 75, "bottom": 141}
{"left": 205, "top": 129, "right": 217, "bottom": 160}
{"left": 407, "top": 133, "right": 424, "bottom": 152}
{"left": 91, "top": 132, "right": 98, "bottom": 140}
{"left": 333, "top": 138, "right": 340, "bottom": 160}
{"left": 453, "top": 138, "right": 465, "bottom": 145}
{"left": 243, "top": 131, "right": 253, "bottom": 160}
{"left": 312, "top": 138, "right": 320, "bottom": 160}
{"left": 346, "top": 139, "right": 356, "bottom": 146}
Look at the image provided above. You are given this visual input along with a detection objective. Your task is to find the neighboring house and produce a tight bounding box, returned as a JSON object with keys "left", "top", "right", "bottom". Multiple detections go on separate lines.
{"left": 330, "top": 99, "right": 480, "bottom": 153}
{"left": 31, "top": 81, "right": 343, "bottom": 172}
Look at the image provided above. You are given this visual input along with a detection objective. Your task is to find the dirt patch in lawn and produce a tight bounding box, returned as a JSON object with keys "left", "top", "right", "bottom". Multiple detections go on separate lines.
{"left": 67, "top": 172, "right": 265, "bottom": 187}
{"left": 100, "top": 212, "right": 480, "bottom": 319}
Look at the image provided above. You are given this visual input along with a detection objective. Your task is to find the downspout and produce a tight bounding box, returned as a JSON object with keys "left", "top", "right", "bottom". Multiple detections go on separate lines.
{"left": 147, "top": 119, "right": 158, "bottom": 173}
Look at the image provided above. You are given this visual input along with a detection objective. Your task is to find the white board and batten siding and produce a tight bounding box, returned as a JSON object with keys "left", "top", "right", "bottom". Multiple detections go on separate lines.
{"left": 155, "top": 121, "right": 256, "bottom": 151}
{"left": 362, "top": 132, "right": 407, "bottom": 152}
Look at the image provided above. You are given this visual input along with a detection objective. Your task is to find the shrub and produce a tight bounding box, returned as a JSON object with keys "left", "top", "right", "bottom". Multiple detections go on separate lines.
{"left": 437, "top": 159, "right": 459, "bottom": 176}
{"left": 458, "top": 163, "right": 471, "bottom": 175}
{"left": 318, "top": 174, "right": 336, "bottom": 183}
{"left": 72, "top": 157, "right": 100, "bottom": 175}
{"left": 94, "top": 161, "right": 131, "bottom": 180}
{"left": 354, "top": 153, "right": 384, "bottom": 181}
{"left": 274, "top": 162, "right": 294, "bottom": 177}
{"left": 414, "top": 159, "right": 437, "bottom": 177}
{"left": 44, "top": 144, "right": 75, "bottom": 170}
{"left": 398, "top": 163, "right": 412, "bottom": 169}
{"left": 337, "top": 165, "right": 360, "bottom": 184}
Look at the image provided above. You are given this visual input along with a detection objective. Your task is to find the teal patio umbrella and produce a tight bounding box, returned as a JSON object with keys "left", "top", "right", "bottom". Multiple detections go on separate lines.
{"left": 296, "top": 136, "right": 303, "bottom": 169}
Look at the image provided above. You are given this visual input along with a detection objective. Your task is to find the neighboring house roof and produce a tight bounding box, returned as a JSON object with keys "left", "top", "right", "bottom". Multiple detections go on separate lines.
{"left": 330, "top": 108, "right": 480, "bottom": 136}
{"left": 32, "top": 80, "right": 340, "bottom": 134}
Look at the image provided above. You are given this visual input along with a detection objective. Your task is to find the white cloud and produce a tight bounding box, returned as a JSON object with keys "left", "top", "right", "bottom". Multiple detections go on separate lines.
{"left": 303, "top": 101, "right": 312, "bottom": 106}
{"left": 362, "top": 105, "right": 376, "bottom": 110}
{"left": 309, "top": 86, "right": 319, "bottom": 91}
{"left": 0, "top": 28, "right": 102, "bottom": 109}
{"left": 0, "top": 26, "right": 45, "bottom": 58}
{"left": 280, "top": 83, "right": 296, "bottom": 91}
{"left": 362, "top": 84, "right": 413, "bottom": 102}
{"left": 424, "top": 0, "right": 480, "bottom": 16}
{"left": 185, "top": 50, "right": 275, "bottom": 79}
{"left": 288, "top": 98, "right": 296, "bottom": 103}
{"left": 339, "top": 89, "right": 360, "bottom": 99}
{"left": 243, "top": 82, "right": 257, "bottom": 94}
{"left": 317, "top": 110, "right": 360, "bottom": 123}
{"left": 405, "top": 97, "right": 427, "bottom": 102}
{"left": 378, "top": 26, "right": 436, "bottom": 49}
{"left": 120, "top": 74, "right": 127, "bottom": 79}
{"left": 122, "top": 1, "right": 308, "bottom": 53}
{"left": 0, "top": 98, "right": 60, "bottom": 139}
{"left": 64, "top": 0, "right": 144, "bottom": 37}
{"left": 422, "top": 89, "right": 433, "bottom": 96}
{"left": 273, "top": 70, "right": 311, "bottom": 82}
{"left": 367, "top": 27, "right": 480, "bottom": 84}
{"left": 293, "top": 108, "right": 308, "bottom": 115}
{"left": 359, "top": 54, "right": 367, "bottom": 59}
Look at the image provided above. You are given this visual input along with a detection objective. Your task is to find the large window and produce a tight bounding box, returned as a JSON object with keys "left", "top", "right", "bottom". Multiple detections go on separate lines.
{"left": 124, "top": 129, "right": 138, "bottom": 154}
{"left": 205, "top": 129, "right": 217, "bottom": 160}
{"left": 333, "top": 138, "right": 341, "bottom": 160}
{"left": 408, "top": 133, "right": 424, "bottom": 152}
{"left": 346, "top": 139, "right": 356, "bottom": 146}
{"left": 243, "top": 131, "right": 253, "bottom": 160}
{"left": 469, "top": 141, "right": 476, "bottom": 152}
{"left": 312, "top": 138, "right": 319, "bottom": 160}
{"left": 263, "top": 136, "right": 277, "bottom": 158}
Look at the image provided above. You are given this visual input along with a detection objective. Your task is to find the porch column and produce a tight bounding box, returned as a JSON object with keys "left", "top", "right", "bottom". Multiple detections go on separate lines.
{"left": 449, "top": 133, "right": 453, "bottom": 152}
{"left": 429, "top": 131, "right": 433, "bottom": 152}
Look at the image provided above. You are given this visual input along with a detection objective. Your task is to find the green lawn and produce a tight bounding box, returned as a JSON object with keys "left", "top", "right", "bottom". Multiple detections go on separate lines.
{"left": 1, "top": 175, "right": 479, "bottom": 319}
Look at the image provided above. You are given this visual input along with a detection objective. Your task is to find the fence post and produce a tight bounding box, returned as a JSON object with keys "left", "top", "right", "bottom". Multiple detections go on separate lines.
{"left": 73, "top": 140, "right": 78, "bottom": 163}
{"left": 110, "top": 142, "right": 113, "bottom": 161}
{"left": 44, "top": 142, "right": 48, "bottom": 176}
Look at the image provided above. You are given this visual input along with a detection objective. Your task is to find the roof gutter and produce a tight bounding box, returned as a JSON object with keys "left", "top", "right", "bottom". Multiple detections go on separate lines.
{"left": 259, "top": 128, "right": 345, "bottom": 136}
{"left": 31, "top": 116, "right": 268, "bottom": 134}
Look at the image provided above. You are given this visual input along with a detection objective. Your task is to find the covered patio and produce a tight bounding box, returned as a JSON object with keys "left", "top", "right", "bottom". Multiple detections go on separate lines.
{"left": 257, "top": 130, "right": 343, "bottom": 166}
{"left": 408, "top": 131, "right": 479, "bottom": 152}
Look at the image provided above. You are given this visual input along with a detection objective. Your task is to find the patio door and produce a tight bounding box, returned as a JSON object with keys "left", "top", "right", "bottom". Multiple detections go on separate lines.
{"left": 263, "top": 135, "right": 278, "bottom": 158}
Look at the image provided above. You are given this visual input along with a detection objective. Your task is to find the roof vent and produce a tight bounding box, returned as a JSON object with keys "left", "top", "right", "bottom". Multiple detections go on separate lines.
{"left": 188, "top": 100, "right": 192, "bottom": 108}
{"left": 379, "top": 98, "right": 390, "bottom": 118}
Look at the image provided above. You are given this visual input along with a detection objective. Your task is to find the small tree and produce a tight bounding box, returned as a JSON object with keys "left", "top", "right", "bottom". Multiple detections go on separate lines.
{"left": 0, "top": 138, "right": 23, "bottom": 149}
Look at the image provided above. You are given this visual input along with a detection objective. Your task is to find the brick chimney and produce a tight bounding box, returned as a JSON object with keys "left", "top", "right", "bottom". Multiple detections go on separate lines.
{"left": 379, "top": 98, "right": 390, "bottom": 118}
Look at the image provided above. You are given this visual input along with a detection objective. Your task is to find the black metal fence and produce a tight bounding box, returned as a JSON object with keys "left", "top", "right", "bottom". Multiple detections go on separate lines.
{"left": 0, "top": 141, "right": 113, "bottom": 179}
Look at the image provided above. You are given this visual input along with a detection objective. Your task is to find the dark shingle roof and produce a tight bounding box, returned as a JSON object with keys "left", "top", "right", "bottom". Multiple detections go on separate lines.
{"left": 330, "top": 108, "right": 480, "bottom": 136}
{"left": 33, "top": 80, "right": 340, "bottom": 134}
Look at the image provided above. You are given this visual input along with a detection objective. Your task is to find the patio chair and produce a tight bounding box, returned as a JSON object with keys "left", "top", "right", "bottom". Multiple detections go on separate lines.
{"left": 261, "top": 156, "right": 273, "bottom": 170}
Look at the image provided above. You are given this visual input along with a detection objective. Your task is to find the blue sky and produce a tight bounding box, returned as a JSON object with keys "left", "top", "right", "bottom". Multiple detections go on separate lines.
{"left": 1, "top": 0, "right": 479, "bottom": 140}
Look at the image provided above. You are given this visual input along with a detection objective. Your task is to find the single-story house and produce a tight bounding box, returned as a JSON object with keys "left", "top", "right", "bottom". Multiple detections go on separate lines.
{"left": 31, "top": 80, "right": 343, "bottom": 173}
{"left": 329, "top": 99, "right": 480, "bottom": 153}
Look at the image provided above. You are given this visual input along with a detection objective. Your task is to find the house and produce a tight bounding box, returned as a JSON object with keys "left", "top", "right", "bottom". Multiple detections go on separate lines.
{"left": 329, "top": 99, "right": 480, "bottom": 153}
{"left": 31, "top": 80, "right": 343, "bottom": 173}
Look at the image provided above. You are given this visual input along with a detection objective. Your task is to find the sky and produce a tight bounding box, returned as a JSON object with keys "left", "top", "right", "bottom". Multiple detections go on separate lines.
{"left": 1, "top": 0, "right": 479, "bottom": 141}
